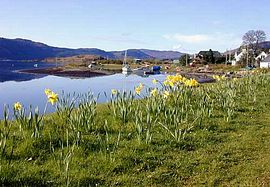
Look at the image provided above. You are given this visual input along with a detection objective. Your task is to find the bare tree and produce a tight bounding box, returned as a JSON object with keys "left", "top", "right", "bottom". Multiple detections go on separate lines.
{"left": 242, "top": 30, "right": 267, "bottom": 53}
{"left": 254, "top": 30, "right": 267, "bottom": 48}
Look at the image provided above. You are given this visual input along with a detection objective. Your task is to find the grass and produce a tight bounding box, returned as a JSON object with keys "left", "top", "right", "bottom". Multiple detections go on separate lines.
{"left": 1, "top": 73, "right": 270, "bottom": 186}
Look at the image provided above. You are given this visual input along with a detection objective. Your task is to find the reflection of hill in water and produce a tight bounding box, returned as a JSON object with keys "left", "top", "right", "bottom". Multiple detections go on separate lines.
{"left": 0, "top": 60, "right": 56, "bottom": 82}
{"left": 0, "top": 72, "right": 46, "bottom": 82}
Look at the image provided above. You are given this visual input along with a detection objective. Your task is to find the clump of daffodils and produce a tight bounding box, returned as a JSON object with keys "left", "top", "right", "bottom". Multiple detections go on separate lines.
{"left": 164, "top": 74, "right": 185, "bottom": 87}
{"left": 163, "top": 74, "right": 199, "bottom": 88}
{"left": 213, "top": 75, "right": 226, "bottom": 81}
{"left": 14, "top": 102, "right": 22, "bottom": 111}
{"left": 44, "top": 88, "right": 58, "bottom": 105}
{"left": 184, "top": 78, "right": 199, "bottom": 87}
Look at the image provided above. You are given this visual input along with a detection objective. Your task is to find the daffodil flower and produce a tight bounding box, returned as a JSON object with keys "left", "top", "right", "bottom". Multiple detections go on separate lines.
{"left": 184, "top": 79, "right": 199, "bottom": 87}
{"left": 150, "top": 88, "right": 158, "bottom": 97}
{"left": 111, "top": 89, "right": 117, "bottom": 95}
{"left": 163, "top": 80, "right": 170, "bottom": 86}
{"left": 44, "top": 88, "right": 52, "bottom": 96}
{"left": 152, "top": 79, "right": 158, "bottom": 84}
{"left": 47, "top": 92, "right": 58, "bottom": 105}
{"left": 14, "top": 102, "right": 22, "bottom": 111}
{"left": 135, "top": 87, "right": 142, "bottom": 95}
{"left": 163, "top": 91, "right": 170, "bottom": 99}
{"left": 169, "top": 81, "right": 174, "bottom": 87}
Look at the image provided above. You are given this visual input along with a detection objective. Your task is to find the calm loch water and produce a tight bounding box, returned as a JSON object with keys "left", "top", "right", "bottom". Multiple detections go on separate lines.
{"left": 0, "top": 61, "right": 168, "bottom": 115}
{"left": 0, "top": 61, "right": 212, "bottom": 116}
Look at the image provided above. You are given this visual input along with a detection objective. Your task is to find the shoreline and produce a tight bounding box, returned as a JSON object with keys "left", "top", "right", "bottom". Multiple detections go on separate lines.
{"left": 19, "top": 67, "right": 113, "bottom": 78}
{"left": 18, "top": 67, "right": 218, "bottom": 83}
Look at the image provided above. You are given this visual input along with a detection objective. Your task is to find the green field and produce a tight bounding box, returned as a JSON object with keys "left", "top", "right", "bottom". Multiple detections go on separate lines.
{"left": 1, "top": 72, "right": 270, "bottom": 186}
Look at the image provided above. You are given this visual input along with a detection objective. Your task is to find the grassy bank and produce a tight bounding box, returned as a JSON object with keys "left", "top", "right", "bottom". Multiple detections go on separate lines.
{"left": 1, "top": 73, "right": 270, "bottom": 186}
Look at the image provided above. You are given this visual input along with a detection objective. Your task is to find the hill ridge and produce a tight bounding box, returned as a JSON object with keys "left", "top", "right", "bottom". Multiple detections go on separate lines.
{"left": 0, "top": 37, "right": 183, "bottom": 60}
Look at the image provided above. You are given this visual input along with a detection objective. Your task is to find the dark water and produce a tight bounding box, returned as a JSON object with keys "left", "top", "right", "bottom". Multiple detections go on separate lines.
{"left": 0, "top": 60, "right": 56, "bottom": 82}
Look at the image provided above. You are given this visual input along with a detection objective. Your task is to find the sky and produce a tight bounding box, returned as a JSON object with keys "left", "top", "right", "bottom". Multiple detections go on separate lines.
{"left": 1, "top": 0, "right": 270, "bottom": 53}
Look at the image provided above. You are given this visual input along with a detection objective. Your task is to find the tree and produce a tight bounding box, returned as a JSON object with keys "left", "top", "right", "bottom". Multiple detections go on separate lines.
{"left": 179, "top": 54, "right": 191, "bottom": 66}
{"left": 208, "top": 49, "right": 215, "bottom": 64}
{"left": 242, "top": 30, "right": 267, "bottom": 54}
{"left": 199, "top": 49, "right": 215, "bottom": 64}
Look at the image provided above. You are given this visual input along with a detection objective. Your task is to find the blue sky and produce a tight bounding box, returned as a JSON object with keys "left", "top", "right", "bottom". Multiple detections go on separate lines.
{"left": 1, "top": 0, "right": 269, "bottom": 53}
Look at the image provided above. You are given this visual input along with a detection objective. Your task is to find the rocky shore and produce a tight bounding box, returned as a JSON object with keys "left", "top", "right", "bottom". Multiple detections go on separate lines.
{"left": 19, "top": 67, "right": 112, "bottom": 78}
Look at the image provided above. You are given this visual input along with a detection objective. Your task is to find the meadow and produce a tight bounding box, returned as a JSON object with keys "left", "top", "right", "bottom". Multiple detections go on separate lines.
{"left": 1, "top": 70, "right": 270, "bottom": 186}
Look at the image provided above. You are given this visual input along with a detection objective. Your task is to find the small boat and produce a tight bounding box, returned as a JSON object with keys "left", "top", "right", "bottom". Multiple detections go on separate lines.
{"left": 133, "top": 66, "right": 150, "bottom": 73}
{"left": 142, "top": 65, "right": 161, "bottom": 75}
{"left": 122, "top": 50, "right": 132, "bottom": 73}
{"left": 34, "top": 64, "right": 38, "bottom": 67}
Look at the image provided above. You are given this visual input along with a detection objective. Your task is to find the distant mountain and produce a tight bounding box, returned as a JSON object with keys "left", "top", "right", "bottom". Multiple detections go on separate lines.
{"left": 111, "top": 49, "right": 183, "bottom": 60}
{"left": 111, "top": 49, "right": 153, "bottom": 60}
{"left": 140, "top": 49, "right": 183, "bottom": 60}
{"left": 258, "top": 41, "right": 270, "bottom": 49}
{"left": 0, "top": 37, "right": 183, "bottom": 60}
{"left": 0, "top": 38, "right": 115, "bottom": 60}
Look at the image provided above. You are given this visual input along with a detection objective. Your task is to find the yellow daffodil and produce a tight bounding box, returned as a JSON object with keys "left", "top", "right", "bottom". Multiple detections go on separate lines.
{"left": 152, "top": 79, "right": 158, "bottom": 84}
{"left": 212, "top": 75, "right": 220, "bottom": 81}
{"left": 221, "top": 75, "right": 227, "bottom": 80}
{"left": 163, "top": 80, "right": 170, "bottom": 86}
{"left": 163, "top": 91, "right": 170, "bottom": 99}
{"left": 213, "top": 75, "right": 226, "bottom": 81}
{"left": 150, "top": 88, "right": 158, "bottom": 97}
{"left": 182, "top": 77, "right": 187, "bottom": 83}
{"left": 173, "top": 74, "right": 183, "bottom": 83}
{"left": 135, "top": 87, "right": 142, "bottom": 95}
{"left": 47, "top": 92, "right": 58, "bottom": 105}
{"left": 44, "top": 88, "right": 52, "bottom": 96}
{"left": 169, "top": 80, "right": 175, "bottom": 87}
{"left": 111, "top": 89, "right": 117, "bottom": 95}
{"left": 164, "top": 74, "right": 185, "bottom": 87}
{"left": 184, "top": 79, "right": 199, "bottom": 87}
{"left": 166, "top": 75, "right": 174, "bottom": 82}
{"left": 135, "top": 83, "right": 144, "bottom": 95}
{"left": 14, "top": 102, "right": 22, "bottom": 111}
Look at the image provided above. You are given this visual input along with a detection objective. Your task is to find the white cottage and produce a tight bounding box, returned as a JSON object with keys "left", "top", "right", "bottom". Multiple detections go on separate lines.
{"left": 260, "top": 56, "right": 270, "bottom": 68}
{"left": 255, "top": 51, "right": 268, "bottom": 61}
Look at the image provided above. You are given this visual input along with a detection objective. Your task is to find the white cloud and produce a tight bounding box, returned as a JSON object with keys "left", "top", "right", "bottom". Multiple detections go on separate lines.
{"left": 172, "top": 44, "right": 198, "bottom": 53}
{"left": 163, "top": 34, "right": 210, "bottom": 44}
{"left": 172, "top": 44, "right": 182, "bottom": 50}
{"left": 164, "top": 32, "right": 242, "bottom": 53}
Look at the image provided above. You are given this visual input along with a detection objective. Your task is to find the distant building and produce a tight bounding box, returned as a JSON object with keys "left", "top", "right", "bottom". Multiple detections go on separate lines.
{"left": 260, "top": 56, "right": 270, "bottom": 68}
{"left": 255, "top": 51, "right": 268, "bottom": 61}
{"left": 173, "top": 59, "right": 180, "bottom": 64}
{"left": 133, "top": 59, "right": 142, "bottom": 64}
{"left": 233, "top": 49, "right": 247, "bottom": 65}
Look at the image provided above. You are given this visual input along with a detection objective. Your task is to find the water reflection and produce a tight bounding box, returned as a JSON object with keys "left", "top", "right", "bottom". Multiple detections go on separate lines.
{"left": 0, "top": 60, "right": 57, "bottom": 82}
{"left": 0, "top": 73, "right": 168, "bottom": 116}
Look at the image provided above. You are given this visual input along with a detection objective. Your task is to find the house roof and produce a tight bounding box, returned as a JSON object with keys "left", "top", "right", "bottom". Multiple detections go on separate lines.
{"left": 262, "top": 55, "right": 270, "bottom": 62}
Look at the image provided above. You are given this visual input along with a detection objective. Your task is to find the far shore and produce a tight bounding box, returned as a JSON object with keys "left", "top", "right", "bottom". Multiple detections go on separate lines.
{"left": 19, "top": 67, "right": 113, "bottom": 78}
